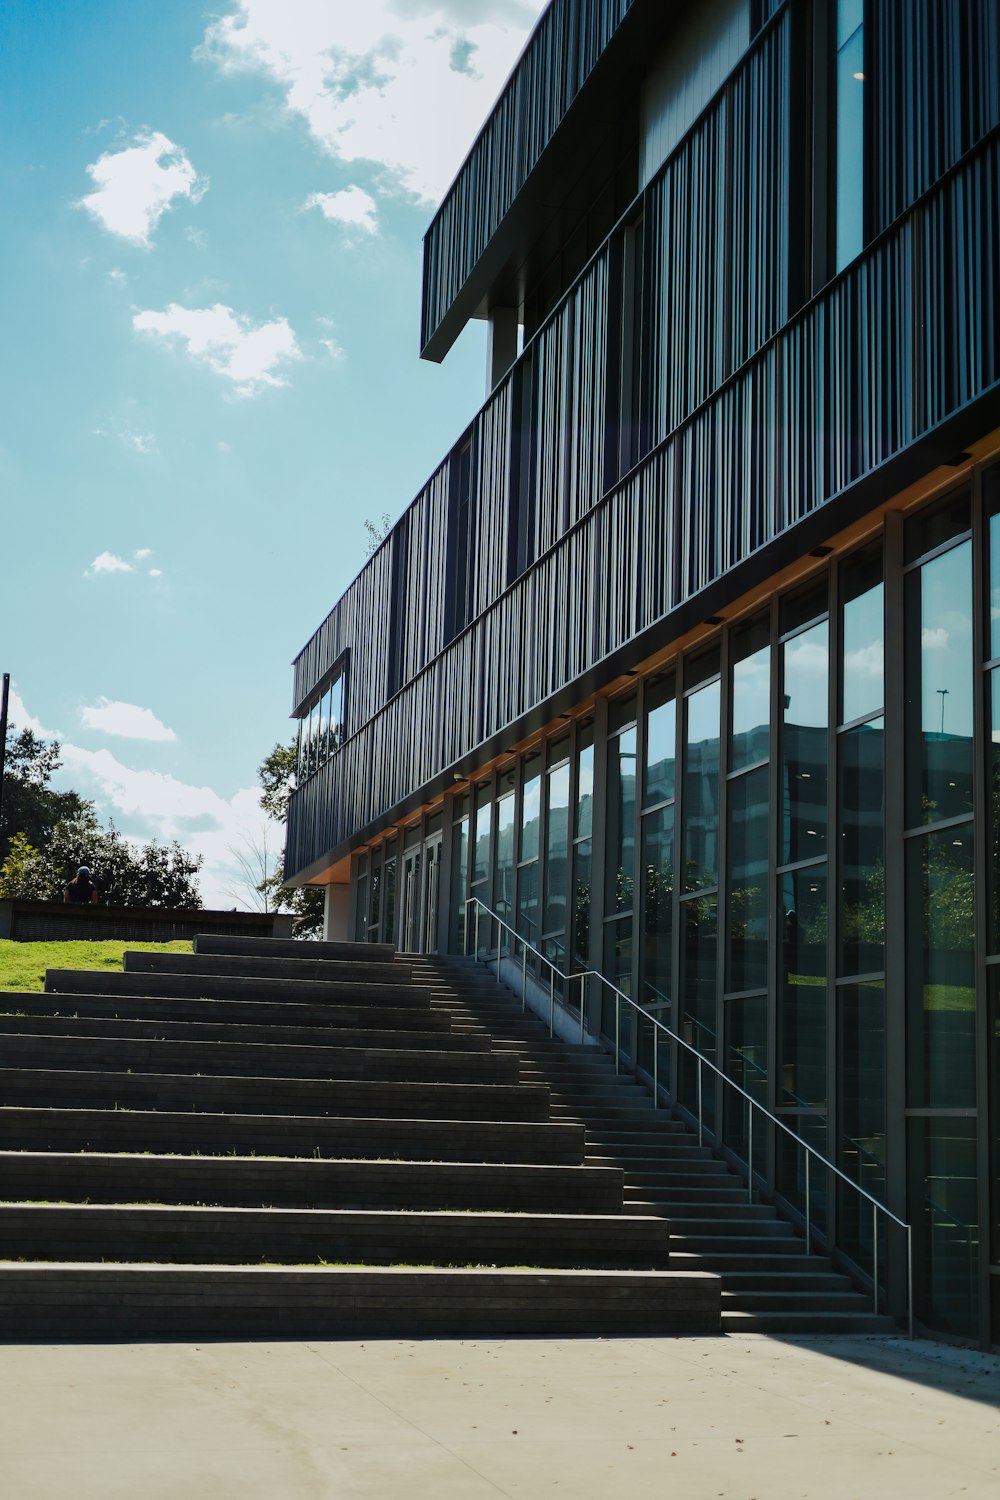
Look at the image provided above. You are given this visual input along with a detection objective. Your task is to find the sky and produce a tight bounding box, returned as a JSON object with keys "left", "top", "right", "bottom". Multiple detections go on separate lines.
{"left": 0, "top": 0, "right": 546, "bottom": 907}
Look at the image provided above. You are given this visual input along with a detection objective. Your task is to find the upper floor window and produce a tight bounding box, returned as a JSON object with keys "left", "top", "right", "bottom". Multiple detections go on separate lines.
{"left": 296, "top": 660, "right": 346, "bottom": 785}
{"left": 834, "top": 0, "right": 865, "bottom": 271}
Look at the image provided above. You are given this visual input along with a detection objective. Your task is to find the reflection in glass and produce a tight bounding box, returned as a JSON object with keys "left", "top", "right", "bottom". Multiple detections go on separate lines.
{"left": 730, "top": 621, "right": 770, "bottom": 771}
{"left": 835, "top": 0, "right": 864, "bottom": 271}
{"left": 645, "top": 677, "right": 676, "bottom": 807}
{"left": 779, "top": 868, "right": 827, "bottom": 1106}
{"left": 837, "top": 980, "right": 885, "bottom": 1267}
{"left": 679, "top": 893, "right": 718, "bottom": 1125}
{"left": 838, "top": 718, "right": 884, "bottom": 976}
{"left": 724, "top": 994, "right": 768, "bottom": 1170}
{"left": 990, "top": 473, "right": 1000, "bottom": 661}
{"left": 988, "top": 971, "right": 1000, "bottom": 1276}
{"left": 782, "top": 621, "right": 829, "bottom": 864}
{"left": 908, "top": 1116, "right": 979, "bottom": 1337}
{"left": 607, "top": 728, "right": 637, "bottom": 913}
{"left": 726, "top": 767, "right": 769, "bottom": 993}
{"left": 641, "top": 805, "right": 674, "bottom": 1009}
{"left": 842, "top": 581, "right": 883, "bottom": 726}
{"left": 544, "top": 762, "right": 570, "bottom": 936}
{"left": 906, "top": 824, "right": 975, "bottom": 1109}
{"left": 683, "top": 680, "right": 721, "bottom": 891}
{"left": 368, "top": 861, "right": 381, "bottom": 932}
{"left": 493, "top": 792, "right": 516, "bottom": 924}
{"left": 776, "top": 1112, "right": 829, "bottom": 1234}
{"left": 518, "top": 860, "right": 539, "bottom": 945}
{"left": 572, "top": 838, "right": 592, "bottom": 969}
{"left": 473, "top": 786, "right": 491, "bottom": 884}
{"left": 382, "top": 853, "right": 396, "bottom": 944}
{"left": 520, "top": 757, "right": 542, "bottom": 863}
{"left": 602, "top": 919, "right": 633, "bottom": 1041}
{"left": 905, "top": 540, "right": 974, "bottom": 827}
{"left": 576, "top": 734, "right": 595, "bottom": 840}
{"left": 450, "top": 818, "right": 469, "bottom": 952}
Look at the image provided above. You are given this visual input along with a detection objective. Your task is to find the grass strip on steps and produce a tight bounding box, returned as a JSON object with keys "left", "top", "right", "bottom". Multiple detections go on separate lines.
{"left": 0, "top": 941, "right": 192, "bottom": 992}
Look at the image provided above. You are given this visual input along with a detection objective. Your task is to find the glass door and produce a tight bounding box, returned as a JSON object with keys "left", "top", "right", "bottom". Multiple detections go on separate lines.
{"left": 422, "top": 833, "right": 443, "bottom": 954}
{"left": 400, "top": 847, "right": 422, "bottom": 952}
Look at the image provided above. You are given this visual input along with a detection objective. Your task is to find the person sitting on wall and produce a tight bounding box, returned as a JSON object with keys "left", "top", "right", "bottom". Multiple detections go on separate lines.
{"left": 63, "top": 865, "right": 99, "bottom": 905}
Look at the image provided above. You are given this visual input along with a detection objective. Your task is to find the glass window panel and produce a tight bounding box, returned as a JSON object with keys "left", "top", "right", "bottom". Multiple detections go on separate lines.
{"left": 403, "top": 823, "right": 420, "bottom": 850}
{"left": 606, "top": 727, "right": 638, "bottom": 913}
{"left": 368, "top": 860, "right": 381, "bottom": 930}
{"left": 544, "top": 762, "right": 571, "bottom": 935}
{"left": 575, "top": 730, "right": 595, "bottom": 840}
{"left": 782, "top": 620, "right": 829, "bottom": 864}
{"left": 905, "top": 540, "right": 974, "bottom": 827}
{"left": 730, "top": 619, "right": 770, "bottom": 772}
{"left": 683, "top": 679, "right": 721, "bottom": 891}
{"left": 726, "top": 766, "right": 769, "bottom": 994}
{"left": 450, "top": 816, "right": 469, "bottom": 953}
{"left": 724, "top": 994, "right": 768, "bottom": 1170}
{"left": 838, "top": 718, "right": 885, "bottom": 976}
{"left": 329, "top": 675, "right": 343, "bottom": 752}
{"left": 836, "top": 0, "right": 863, "bottom": 47}
{"left": 602, "top": 918, "right": 633, "bottom": 1039}
{"left": 992, "top": 673, "right": 1000, "bottom": 951}
{"left": 841, "top": 583, "right": 883, "bottom": 727}
{"left": 837, "top": 980, "right": 885, "bottom": 1266}
{"left": 382, "top": 853, "right": 396, "bottom": 945}
{"left": 906, "top": 824, "right": 975, "bottom": 1109}
{"left": 989, "top": 969, "right": 1000, "bottom": 1270}
{"left": 987, "top": 465, "right": 1000, "bottom": 660}
{"left": 686, "top": 644, "right": 720, "bottom": 690}
{"left": 908, "top": 1116, "right": 979, "bottom": 1338}
{"left": 493, "top": 792, "right": 516, "bottom": 926}
{"left": 572, "top": 838, "right": 592, "bottom": 970}
{"left": 473, "top": 786, "right": 491, "bottom": 884}
{"left": 318, "top": 691, "right": 330, "bottom": 767}
{"left": 518, "top": 860, "right": 539, "bottom": 946}
{"left": 679, "top": 894, "right": 718, "bottom": 1125}
{"left": 904, "top": 490, "right": 971, "bottom": 565}
{"left": 354, "top": 876, "right": 368, "bottom": 941}
{"left": 779, "top": 868, "right": 827, "bottom": 1107}
{"left": 608, "top": 694, "right": 637, "bottom": 734}
{"left": 780, "top": 578, "right": 828, "bottom": 637}
{"left": 644, "top": 675, "right": 676, "bottom": 808}
{"left": 520, "top": 756, "right": 542, "bottom": 863}
{"left": 776, "top": 1113, "right": 829, "bottom": 1234}
{"left": 835, "top": 12, "right": 864, "bottom": 271}
{"left": 640, "top": 805, "right": 674, "bottom": 1012}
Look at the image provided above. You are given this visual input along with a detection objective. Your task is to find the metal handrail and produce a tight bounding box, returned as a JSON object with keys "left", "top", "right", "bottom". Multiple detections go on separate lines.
{"left": 464, "top": 894, "right": 913, "bottom": 1337}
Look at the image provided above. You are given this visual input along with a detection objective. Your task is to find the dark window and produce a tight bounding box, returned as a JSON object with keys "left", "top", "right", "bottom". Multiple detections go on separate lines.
{"left": 447, "top": 438, "right": 475, "bottom": 641}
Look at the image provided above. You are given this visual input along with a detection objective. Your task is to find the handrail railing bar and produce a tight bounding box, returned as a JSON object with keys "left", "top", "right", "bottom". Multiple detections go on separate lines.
{"left": 463, "top": 896, "right": 912, "bottom": 1329}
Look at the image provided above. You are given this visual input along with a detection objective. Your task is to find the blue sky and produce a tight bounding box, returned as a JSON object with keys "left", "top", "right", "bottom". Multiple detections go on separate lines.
{"left": 1, "top": 0, "right": 544, "bottom": 905}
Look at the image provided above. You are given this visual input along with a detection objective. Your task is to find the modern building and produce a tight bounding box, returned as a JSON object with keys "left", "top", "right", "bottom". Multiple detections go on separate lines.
{"left": 285, "top": 0, "right": 1000, "bottom": 1348}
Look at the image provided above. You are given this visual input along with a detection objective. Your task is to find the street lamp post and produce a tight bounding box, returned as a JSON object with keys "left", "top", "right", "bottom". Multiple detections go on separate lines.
{"left": 0, "top": 672, "right": 9, "bottom": 845}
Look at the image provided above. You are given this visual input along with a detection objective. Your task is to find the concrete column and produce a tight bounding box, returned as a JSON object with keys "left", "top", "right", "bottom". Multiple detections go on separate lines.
{"left": 486, "top": 307, "right": 519, "bottom": 394}
{"left": 324, "top": 883, "right": 350, "bottom": 942}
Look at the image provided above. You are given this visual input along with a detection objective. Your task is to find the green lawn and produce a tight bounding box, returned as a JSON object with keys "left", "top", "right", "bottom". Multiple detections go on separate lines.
{"left": 0, "top": 939, "right": 192, "bottom": 992}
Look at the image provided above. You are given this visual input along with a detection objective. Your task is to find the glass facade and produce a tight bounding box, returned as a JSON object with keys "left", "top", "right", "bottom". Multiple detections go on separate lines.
{"left": 346, "top": 471, "right": 1000, "bottom": 1345}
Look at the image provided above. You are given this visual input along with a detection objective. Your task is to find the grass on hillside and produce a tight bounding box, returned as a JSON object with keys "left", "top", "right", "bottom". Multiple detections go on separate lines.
{"left": 0, "top": 940, "right": 193, "bottom": 993}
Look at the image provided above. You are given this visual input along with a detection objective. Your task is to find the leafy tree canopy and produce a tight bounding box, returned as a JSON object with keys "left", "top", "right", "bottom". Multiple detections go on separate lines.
{"left": 255, "top": 740, "right": 324, "bottom": 938}
{"left": 0, "top": 728, "right": 91, "bottom": 866}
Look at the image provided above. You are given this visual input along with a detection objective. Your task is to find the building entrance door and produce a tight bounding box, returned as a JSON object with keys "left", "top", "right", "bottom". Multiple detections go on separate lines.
{"left": 399, "top": 833, "right": 443, "bottom": 953}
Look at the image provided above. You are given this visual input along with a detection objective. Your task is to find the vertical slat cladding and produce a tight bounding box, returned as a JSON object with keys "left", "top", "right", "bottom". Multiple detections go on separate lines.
{"left": 472, "top": 382, "right": 514, "bottom": 620}
{"left": 286, "top": 14, "right": 1000, "bottom": 878}
{"left": 421, "top": 0, "right": 635, "bottom": 352}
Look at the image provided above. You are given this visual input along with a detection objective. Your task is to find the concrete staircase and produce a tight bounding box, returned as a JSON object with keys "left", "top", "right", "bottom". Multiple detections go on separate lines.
{"left": 412, "top": 956, "right": 898, "bottom": 1336}
{"left": 0, "top": 936, "right": 719, "bottom": 1338}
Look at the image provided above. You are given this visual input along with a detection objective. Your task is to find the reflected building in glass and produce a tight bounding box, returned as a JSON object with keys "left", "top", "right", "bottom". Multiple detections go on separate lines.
{"left": 284, "top": 0, "right": 1000, "bottom": 1348}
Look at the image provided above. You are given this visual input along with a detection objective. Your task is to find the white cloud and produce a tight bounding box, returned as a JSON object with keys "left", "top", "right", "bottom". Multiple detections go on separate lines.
{"left": 77, "top": 129, "right": 208, "bottom": 248}
{"left": 58, "top": 744, "right": 272, "bottom": 908}
{"left": 843, "top": 643, "right": 884, "bottom": 679}
{"left": 81, "top": 697, "right": 177, "bottom": 742}
{"left": 305, "top": 185, "right": 379, "bottom": 236}
{"left": 106, "top": 267, "right": 128, "bottom": 286}
{"left": 921, "top": 626, "right": 950, "bottom": 651}
{"left": 5, "top": 685, "right": 59, "bottom": 740}
{"left": 132, "top": 302, "right": 302, "bottom": 395}
{"left": 185, "top": 225, "right": 208, "bottom": 249}
{"left": 320, "top": 336, "right": 346, "bottom": 361}
{"left": 134, "top": 547, "right": 152, "bottom": 560}
{"left": 148, "top": 568, "right": 163, "bottom": 577}
{"left": 86, "top": 551, "right": 134, "bottom": 576}
{"left": 198, "top": 1, "right": 547, "bottom": 205}
{"left": 124, "top": 430, "right": 157, "bottom": 455}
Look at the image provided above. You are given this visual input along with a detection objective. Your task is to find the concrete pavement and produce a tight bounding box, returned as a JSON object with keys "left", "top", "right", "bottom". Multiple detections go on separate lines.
{"left": 0, "top": 1334, "right": 997, "bottom": 1499}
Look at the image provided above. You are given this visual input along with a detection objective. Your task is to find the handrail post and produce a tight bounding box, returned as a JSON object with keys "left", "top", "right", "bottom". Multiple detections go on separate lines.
{"left": 549, "top": 968, "right": 555, "bottom": 1036}
{"left": 580, "top": 973, "right": 586, "bottom": 1043}
{"left": 697, "top": 1057, "right": 703, "bottom": 1148}
{"left": 497, "top": 929, "right": 501, "bottom": 983}
{"left": 652, "top": 1028, "right": 658, "bottom": 1109}
{"left": 907, "top": 1227, "right": 914, "bottom": 1339}
{"left": 805, "top": 1151, "right": 811, "bottom": 1256}
{"left": 747, "top": 1103, "right": 753, "bottom": 1204}
{"left": 615, "top": 989, "right": 620, "bottom": 1074}
{"left": 872, "top": 1203, "right": 878, "bottom": 1315}
{"left": 521, "top": 942, "right": 527, "bottom": 1010}
{"left": 474, "top": 901, "right": 480, "bottom": 961}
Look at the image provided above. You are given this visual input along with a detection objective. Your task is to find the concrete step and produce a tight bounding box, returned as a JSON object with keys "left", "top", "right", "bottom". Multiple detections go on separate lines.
{"left": 0, "top": 1068, "right": 551, "bottom": 1120}
{"left": 44, "top": 971, "right": 436, "bottom": 1008}
{"left": 721, "top": 1287, "right": 874, "bottom": 1313}
{"left": 0, "top": 1203, "right": 671, "bottom": 1268}
{"left": 0, "top": 1012, "right": 491, "bottom": 1053}
{"left": 721, "top": 1308, "right": 896, "bottom": 1334}
{"left": 0, "top": 1032, "right": 518, "bottom": 1085}
{"left": 193, "top": 935, "right": 397, "bottom": 964}
{"left": 0, "top": 1108, "right": 586, "bottom": 1164}
{"left": 0, "top": 990, "right": 454, "bottom": 1034}
{"left": 125, "top": 951, "right": 413, "bottom": 987}
{"left": 0, "top": 1152, "right": 625, "bottom": 1214}
{"left": 0, "top": 1264, "right": 721, "bottom": 1338}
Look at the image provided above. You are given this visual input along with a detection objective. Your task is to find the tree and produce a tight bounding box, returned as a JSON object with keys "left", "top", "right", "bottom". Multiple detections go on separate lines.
{"left": 0, "top": 728, "right": 91, "bottom": 865}
{"left": 0, "top": 832, "right": 50, "bottom": 900}
{"left": 0, "top": 812, "right": 202, "bottom": 908}
{"left": 363, "top": 512, "right": 392, "bottom": 556}
{"left": 255, "top": 741, "right": 325, "bottom": 937}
